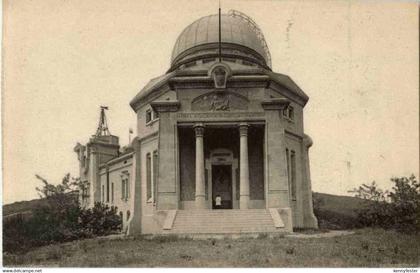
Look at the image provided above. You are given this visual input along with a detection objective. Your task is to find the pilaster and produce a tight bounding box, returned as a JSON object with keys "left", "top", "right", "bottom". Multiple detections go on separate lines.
{"left": 301, "top": 134, "right": 318, "bottom": 228}
{"left": 152, "top": 100, "right": 180, "bottom": 210}
{"left": 128, "top": 137, "right": 143, "bottom": 234}
{"left": 262, "top": 98, "right": 290, "bottom": 208}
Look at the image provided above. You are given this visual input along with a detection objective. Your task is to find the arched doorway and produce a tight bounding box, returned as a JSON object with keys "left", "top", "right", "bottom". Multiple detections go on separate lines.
{"left": 205, "top": 148, "right": 238, "bottom": 209}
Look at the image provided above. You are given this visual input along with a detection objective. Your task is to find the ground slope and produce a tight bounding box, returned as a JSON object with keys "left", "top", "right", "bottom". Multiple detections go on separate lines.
{"left": 3, "top": 229, "right": 419, "bottom": 267}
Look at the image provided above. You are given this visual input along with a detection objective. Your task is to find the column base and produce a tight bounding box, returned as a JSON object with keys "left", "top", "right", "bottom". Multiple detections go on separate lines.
{"left": 195, "top": 195, "right": 206, "bottom": 209}
{"left": 239, "top": 195, "right": 250, "bottom": 209}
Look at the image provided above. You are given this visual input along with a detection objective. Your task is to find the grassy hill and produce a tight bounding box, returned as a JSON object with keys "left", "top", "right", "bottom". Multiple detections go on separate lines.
{"left": 3, "top": 192, "right": 78, "bottom": 218}
{"left": 4, "top": 228, "right": 419, "bottom": 267}
{"left": 3, "top": 198, "right": 46, "bottom": 217}
{"left": 312, "top": 192, "right": 367, "bottom": 230}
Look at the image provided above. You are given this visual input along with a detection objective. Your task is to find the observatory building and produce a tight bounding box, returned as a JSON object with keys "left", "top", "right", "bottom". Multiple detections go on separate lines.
{"left": 74, "top": 10, "right": 318, "bottom": 235}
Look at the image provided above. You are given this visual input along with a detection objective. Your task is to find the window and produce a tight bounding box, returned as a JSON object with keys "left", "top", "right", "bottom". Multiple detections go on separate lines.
{"left": 146, "top": 108, "right": 159, "bottom": 125}
{"left": 121, "top": 180, "right": 125, "bottom": 200}
{"left": 203, "top": 58, "right": 215, "bottom": 63}
{"left": 288, "top": 106, "right": 294, "bottom": 120}
{"left": 290, "top": 150, "right": 297, "bottom": 201}
{"left": 242, "top": 60, "right": 255, "bottom": 66}
{"left": 283, "top": 106, "right": 295, "bottom": 121}
{"left": 286, "top": 148, "right": 290, "bottom": 188}
{"left": 146, "top": 109, "right": 152, "bottom": 123}
{"left": 81, "top": 182, "right": 89, "bottom": 203}
{"left": 119, "top": 211, "right": 123, "bottom": 223}
{"left": 286, "top": 148, "right": 297, "bottom": 201}
{"left": 146, "top": 151, "right": 158, "bottom": 202}
{"left": 126, "top": 210, "right": 131, "bottom": 221}
{"left": 222, "top": 57, "right": 236, "bottom": 63}
{"left": 111, "top": 182, "right": 114, "bottom": 203}
{"left": 146, "top": 153, "right": 152, "bottom": 201}
{"left": 121, "top": 173, "right": 130, "bottom": 201}
{"left": 184, "top": 61, "right": 196, "bottom": 68}
{"left": 106, "top": 171, "right": 110, "bottom": 203}
{"left": 153, "top": 110, "right": 159, "bottom": 120}
{"left": 153, "top": 150, "right": 158, "bottom": 201}
{"left": 102, "top": 185, "right": 105, "bottom": 203}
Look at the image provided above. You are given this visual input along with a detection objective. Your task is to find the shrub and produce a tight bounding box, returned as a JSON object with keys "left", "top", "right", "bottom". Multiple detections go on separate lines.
{"left": 3, "top": 174, "right": 122, "bottom": 253}
{"left": 79, "top": 202, "right": 122, "bottom": 236}
{"left": 351, "top": 175, "right": 420, "bottom": 233}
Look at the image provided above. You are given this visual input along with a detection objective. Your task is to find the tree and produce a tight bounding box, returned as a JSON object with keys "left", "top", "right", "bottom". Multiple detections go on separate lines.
{"left": 350, "top": 175, "right": 420, "bottom": 233}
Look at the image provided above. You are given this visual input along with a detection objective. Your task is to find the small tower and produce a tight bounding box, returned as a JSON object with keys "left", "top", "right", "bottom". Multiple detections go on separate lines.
{"left": 74, "top": 106, "right": 120, "bottom": 207}
{"left": 95, "top": 106, "right": 111, "bottom": 137}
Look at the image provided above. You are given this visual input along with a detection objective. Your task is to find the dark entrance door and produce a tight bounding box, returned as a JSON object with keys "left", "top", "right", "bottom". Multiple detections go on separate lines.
{"left": 212, "top": 165, "right": 232, "bottom": 209}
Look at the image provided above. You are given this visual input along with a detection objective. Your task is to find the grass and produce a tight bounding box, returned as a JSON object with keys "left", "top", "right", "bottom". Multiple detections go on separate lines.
{"left": 3, "top": 228, "right": 419, "bottom": 267}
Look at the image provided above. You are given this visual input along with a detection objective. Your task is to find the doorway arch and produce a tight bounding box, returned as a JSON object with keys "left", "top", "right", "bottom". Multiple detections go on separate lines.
{"left": 205, "top": 148, "right": 239, "bottom": 209}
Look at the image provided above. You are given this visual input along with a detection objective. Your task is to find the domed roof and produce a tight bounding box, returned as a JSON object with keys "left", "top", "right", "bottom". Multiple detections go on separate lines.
{"left": 171, "top": 12, "right": 271, "bottom": 68}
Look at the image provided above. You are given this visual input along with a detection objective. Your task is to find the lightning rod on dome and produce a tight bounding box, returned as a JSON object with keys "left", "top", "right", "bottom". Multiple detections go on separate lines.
{"left": 218, "top": 1, "right": 222, "bottom": 62}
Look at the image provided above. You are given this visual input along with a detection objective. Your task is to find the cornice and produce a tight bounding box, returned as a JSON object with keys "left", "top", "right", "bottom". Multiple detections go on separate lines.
{"left": 99, "top": 152, "right": 134, "bottom": 169}
{"left": 150, "top": 100, "right": 180, "bottom": 113}
{"left": 130, "top": 69, "right": 309, "bottom": 113}
{"left": 261, "top": 98, "right": 290, "bottom": 111}
{"left": 170, "top": 43, "right": 270, "bottom": 72}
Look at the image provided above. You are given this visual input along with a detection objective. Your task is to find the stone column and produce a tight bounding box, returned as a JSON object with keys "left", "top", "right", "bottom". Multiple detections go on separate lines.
{"left": 239, "top": 123, "right": 250, "bottom": 209}
{"left": 194, "top": 123, "right": 206, "bottom": 209}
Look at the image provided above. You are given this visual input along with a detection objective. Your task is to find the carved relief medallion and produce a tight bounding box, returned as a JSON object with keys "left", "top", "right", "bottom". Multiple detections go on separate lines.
{"left": 191, "top": 91, "right": 249, "bottom": 112}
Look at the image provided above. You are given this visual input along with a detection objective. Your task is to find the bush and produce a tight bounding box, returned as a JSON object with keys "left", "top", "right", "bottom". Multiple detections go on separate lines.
{"left": 351, "top": 175, "right": 420, "bottom": 233}
{"left": 3, "top": 174, "right": 122, "bottom": 253}
{"left": 79, "top": 202, "right": 122, "bottom": 236}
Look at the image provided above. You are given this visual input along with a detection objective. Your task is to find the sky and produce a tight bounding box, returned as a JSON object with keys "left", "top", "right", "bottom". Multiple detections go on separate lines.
{"left": 3, "top": 0, "right": 419, "bottom": 204}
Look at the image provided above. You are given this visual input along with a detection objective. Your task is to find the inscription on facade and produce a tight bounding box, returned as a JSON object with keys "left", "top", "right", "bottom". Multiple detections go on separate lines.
{"left": 177, "top": 112, "right": 265, "bottom": 119}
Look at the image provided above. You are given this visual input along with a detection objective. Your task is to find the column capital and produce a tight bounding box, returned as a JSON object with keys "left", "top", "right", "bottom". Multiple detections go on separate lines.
{"left": 193, "top": 123, "right": 205, "bottom": 137}
{"left": 238, "top": 122, "right": 249, "bottom": 137}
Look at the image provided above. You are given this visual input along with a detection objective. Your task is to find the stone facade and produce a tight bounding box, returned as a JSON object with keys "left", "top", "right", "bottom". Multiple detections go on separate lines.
{"left": 74, "top": 11, "right": 318, "bottom": 234}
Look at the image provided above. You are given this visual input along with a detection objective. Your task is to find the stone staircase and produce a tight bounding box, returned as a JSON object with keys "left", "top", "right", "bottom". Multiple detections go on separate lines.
{"left": 163, "top": 209, "right": 287, "bottom": 234}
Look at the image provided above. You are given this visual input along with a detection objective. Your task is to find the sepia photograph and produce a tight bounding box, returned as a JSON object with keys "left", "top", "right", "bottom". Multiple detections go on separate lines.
{"left": 2, "top": 0, "right": 419, "bottom": 269}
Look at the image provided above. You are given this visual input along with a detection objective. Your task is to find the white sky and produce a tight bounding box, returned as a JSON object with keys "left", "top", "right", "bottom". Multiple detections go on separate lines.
{"left": 3, "top": 0, "right": 419, "bottom": 204}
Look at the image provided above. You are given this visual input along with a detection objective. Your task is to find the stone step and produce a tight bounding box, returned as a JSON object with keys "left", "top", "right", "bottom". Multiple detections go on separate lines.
{"left": 173, "top": 220, "right": 274, "bottom": 225}
{"left": 174, "top": 217, "right": 273, "bottom": 221}
{"left": 175, "top": 217, "right": 273, "bottom": 221}
{"left": 173, "top": 220, "right": 274, "bottom": 226}
{"left": 168, "top": 209, "right": 281, "bottom": 234}
{"left": 176, "top": 210, "right": 269, "bottom": 214}
{"left": 167, "top": 228, "right": 281, "bottom": 234}
{"left": 173, "top": 224, "right": 274, "bottom": 229}
{"left": 176, "top": 209, "right": 268, "bottom": 212}
{"left": 175, "top": 213, "right": 271, "bottom": 217}
{"left": 169, "top": 227, "right": 279, "bottom": 232}
{"left": 171, "top": 226, "right": 279, "bottom": 231}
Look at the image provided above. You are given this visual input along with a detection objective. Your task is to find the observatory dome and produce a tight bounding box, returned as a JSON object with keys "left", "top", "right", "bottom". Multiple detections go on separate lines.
{"left": 170, "top": 11, "right": 271, "bottom": 70}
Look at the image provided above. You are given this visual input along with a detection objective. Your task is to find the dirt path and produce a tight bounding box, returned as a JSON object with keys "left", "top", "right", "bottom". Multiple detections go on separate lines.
{"left": 287, "top": 230, "right": 355, "bottom": 239}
